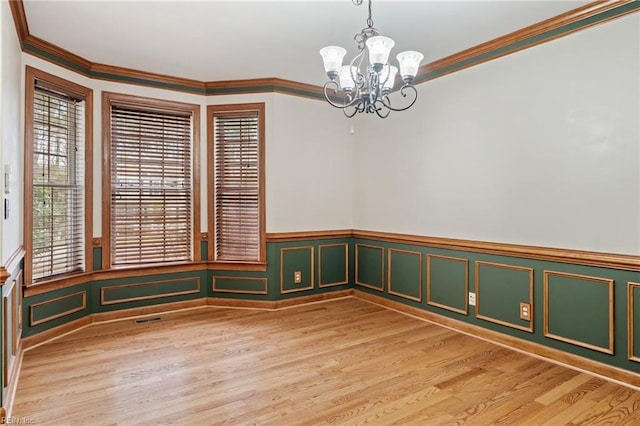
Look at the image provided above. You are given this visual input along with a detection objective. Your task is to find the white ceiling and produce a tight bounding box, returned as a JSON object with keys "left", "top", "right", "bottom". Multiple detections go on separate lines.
{"left": 23, "top": 0, "right": 590, "bottom": 85}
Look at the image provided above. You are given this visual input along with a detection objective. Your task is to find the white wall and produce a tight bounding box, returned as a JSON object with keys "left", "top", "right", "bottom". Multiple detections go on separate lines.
{"left": 1, "top": 0, "right": 23, "bottom": 264}
{"left": 268, "top": 94, "right": 353, "bottom": 232}
{"left": 354, "top": 14, "right": 640, "bottom": 255}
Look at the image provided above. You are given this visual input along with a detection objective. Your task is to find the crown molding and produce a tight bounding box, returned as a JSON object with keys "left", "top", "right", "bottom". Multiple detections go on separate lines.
{"left": 205, "top": 78, "right": 324, "bottom": 99}
{"left": 9, "top": 0, "right": 640, "bottom": 97}
{"left": 8, "top": 0, "right": 28, "bottom": 41}
{"left": 416, "top": 0, "right": 639, "bottom": 83}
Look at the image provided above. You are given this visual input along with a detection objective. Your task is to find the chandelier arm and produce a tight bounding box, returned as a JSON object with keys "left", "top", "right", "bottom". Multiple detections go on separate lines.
{"left": 374, "top": 104, "right": 391, "bottom": 119}
{"left": 349, "top": 50, "right": 367, "bottom": 90}
{"left": 323, "top": 81, "right": 366, "bottom": 110}
{"left": 378, "top": 84, "right": 419, "bottom": 112}
{"left": 343, "top": 100, "right": 362, "bottom": 118}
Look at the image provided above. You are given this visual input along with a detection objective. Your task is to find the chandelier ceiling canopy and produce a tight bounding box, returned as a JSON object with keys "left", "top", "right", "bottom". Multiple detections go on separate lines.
{"left": 320, "top": 0, "right": 424, "bottom": 118}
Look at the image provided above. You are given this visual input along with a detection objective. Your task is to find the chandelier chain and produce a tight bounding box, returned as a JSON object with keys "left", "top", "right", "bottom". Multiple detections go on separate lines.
{"left": 367, "top": 0, "right": 374, "bottom": 28}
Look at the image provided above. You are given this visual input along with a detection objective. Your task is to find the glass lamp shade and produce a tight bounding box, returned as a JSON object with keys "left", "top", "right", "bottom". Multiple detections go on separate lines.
{"left": 320, "top": 46, "right": 347, "bottom": 77}
{"left": 380, "top": 65, "right": 398, "bottom": 90}
{"left": 396, "top": 51, "right": 424, "bottom": 82}
{"left": 339, "top": 65, "right": 358, "bottom": 91}
{"left": 365, "top": 36, "right": 395, "bottom": 71}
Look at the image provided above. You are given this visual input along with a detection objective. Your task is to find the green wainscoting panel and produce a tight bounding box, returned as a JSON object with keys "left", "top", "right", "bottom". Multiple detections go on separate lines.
{"left": 280, "top": 246, "right": 314, "bottom": 294}
{"left": 100, "top": 277, "right": 201, "bottom": 306}
{"left": 352, "top": 237, "right": 639, "bottom": 374}
{"left": 93, "top": 247, "right": 102, "bottom": 271}
{"left": 388, "top": 249, "right": 422, "bottom": 302}
{"left": 355, "top": 244, "right": 384, "bottom": 291}
{"left": 628, "top": 283, "right": 640, "bottom": 362}
{"left": 427, "top": 254, "right": 468, "bottom": 315}
{"left": 213, "top": 276, "right": 268, "bottom": 295}
{"left": 545, "top": 271, "right": 614, "bottom": 354}
{"left": 318, "top": 243, "right": 349, "bottom": 288}
{"left": 29, "top": 291, "right": 87, "bottom": 327}
{"left": 210, "top": 269, "right": 272, "bottom": 299}
{"left": 475, "top": 261, "right": 534, "bottom": 333}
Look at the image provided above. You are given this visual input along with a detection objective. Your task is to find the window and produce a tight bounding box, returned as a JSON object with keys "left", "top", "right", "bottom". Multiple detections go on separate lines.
{"left": 103, "top": 93, "right": 200, "bottom": 267}
{"left": 24, "top": 67, "right": 93, "bottom": 284}
{"left": 207, "top": 104, "right": 265, "bottom": 265}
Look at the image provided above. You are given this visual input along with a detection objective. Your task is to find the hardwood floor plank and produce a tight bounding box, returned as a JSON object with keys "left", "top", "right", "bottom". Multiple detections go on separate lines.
{"left": 11, "top": 297, "right": 640, "bottom": 425}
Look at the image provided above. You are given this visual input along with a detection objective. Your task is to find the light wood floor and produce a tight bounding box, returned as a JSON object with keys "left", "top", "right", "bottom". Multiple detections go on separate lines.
{"left": 11, "top": 297, "right": 640, "bottom": 425}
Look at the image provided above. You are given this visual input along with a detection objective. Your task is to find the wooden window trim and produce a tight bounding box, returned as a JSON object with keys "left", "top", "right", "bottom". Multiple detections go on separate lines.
{"left": 24, "top": 66, "right": 94, "bottom": 287}
{"left": 207, "top": 103, "right": 266, "bottom": 267}
{"left": 102, "top": 92, "right": 201, "bottom": 269}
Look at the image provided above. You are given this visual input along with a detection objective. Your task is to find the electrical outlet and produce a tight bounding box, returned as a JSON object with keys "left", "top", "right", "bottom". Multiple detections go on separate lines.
{"left": 520, "top": 302, "right": 531, "bottom": 321}
{"left": 468, "top": 292, "right": 476, "bottom": 306}
{"left": 293, "top": 271, "right": 302, "bottom": 284}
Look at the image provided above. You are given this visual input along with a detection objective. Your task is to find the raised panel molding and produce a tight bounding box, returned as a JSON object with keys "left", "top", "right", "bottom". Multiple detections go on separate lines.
{"left": 280, "top": 246, "right": 314, "bottom": 294}
{"left": 628, "top": 282, "right": 640, "bottom": 362}
{"left": 318, "top": 243, "right": 349, "bottom": 288}
{"left": 100, "top": 278, "right": 201, "bottom": 305}
{"left": 212, "top": 276, "right": 268, "bottom": 295}
{"left": 544, "top": 271, "right": 614, "bottom": 354}
{"left": 355, "top": 244, "right": 384, "bottom": 292}
{"left": 387, "top": 248, "right": 422, "bottom": 302}
{"left": 475, "top": 261, "right": 534, "bottom": 333}
{"left": 30, "top": 291, "right": 87, "bottom": 327}
{"left": 426, "top": 254, "right": 469, "bottom": 315}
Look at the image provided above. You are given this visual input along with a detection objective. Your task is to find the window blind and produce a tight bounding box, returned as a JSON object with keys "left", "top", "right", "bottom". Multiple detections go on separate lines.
{"left": 213, "top": 110, "right": 261, "bottom": 261}
{"left": 110, "top": 106, "right": 192, "bottom": 265}
{"left": 32, "top": 85, "right": 85, "bottom": 279}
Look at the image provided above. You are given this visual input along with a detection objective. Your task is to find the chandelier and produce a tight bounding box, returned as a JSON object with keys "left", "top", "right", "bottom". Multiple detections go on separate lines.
{"left": 319, "top": 0, "right": 424, "bottom": 118}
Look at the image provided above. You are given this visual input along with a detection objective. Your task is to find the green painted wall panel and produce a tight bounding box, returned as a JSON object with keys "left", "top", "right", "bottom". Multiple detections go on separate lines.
{"left": 352, "top": 237, "right": 640, "bottom": 374}
{"left": 476, "top": 263, "right": 532, "bottom": 330}
{"left": 356, "top": 244, "right": 384, "bottom": 290}
{"left": 16, "top": 234, "right": 640, "bottom": 378}
{"left": 200, "top": 241, "right": 208, "bottom": 262}
{"left": 101, "top": 277, "right": 201, "bottom": 305}
{"left": 388, "top": 250, "right": 421, "bottom": 301}
{"left": 281, "top": 246, "right": 314, "bottom": 293}
{"left": 546, "top": 274, "right": 611, "bottom": 351}
{"left": 210, "top": 269, "right": 271, "bottom": 299}
{"left": 319, "top": 244, "right": 348, "bottom": 286}
{"left": 92, "top": 271, "right": 207, "bottom": 312}
{"left": 428, "top": 256, "right": 467, "bottom": 314}
{"left": 92, "top": 247, "right": 102, "bottom": 271}
{"left": 30, "top": 291, "right": 86, "bottom": 324}
{"left": 213, "top": 277, "right": 268, "bottom": 294}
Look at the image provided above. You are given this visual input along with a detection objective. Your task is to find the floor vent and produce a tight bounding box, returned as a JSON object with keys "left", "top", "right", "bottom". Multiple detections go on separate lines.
{"left": 134, "top": 317, "right": 162, "bottom": 324}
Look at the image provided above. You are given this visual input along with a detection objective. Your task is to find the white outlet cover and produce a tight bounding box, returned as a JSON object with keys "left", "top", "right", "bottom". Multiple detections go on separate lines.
{"left": 468, "top": 292, "right": 476, "bottom": 306}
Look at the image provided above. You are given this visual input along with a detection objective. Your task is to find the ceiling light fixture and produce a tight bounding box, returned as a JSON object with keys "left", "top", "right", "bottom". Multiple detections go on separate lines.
{"left": 320, "top": 0, "right": 424, "bottom": 118}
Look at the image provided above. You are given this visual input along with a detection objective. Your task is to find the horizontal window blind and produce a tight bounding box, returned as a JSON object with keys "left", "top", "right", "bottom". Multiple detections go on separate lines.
{"left": 32, "top": 85, "right": 85, "bottom": 280}
{"left": 214, "top": 110, "right": 261, "bottom": 261}
{"left": 110, "top": 106, "right": 192, "bottom": 265}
